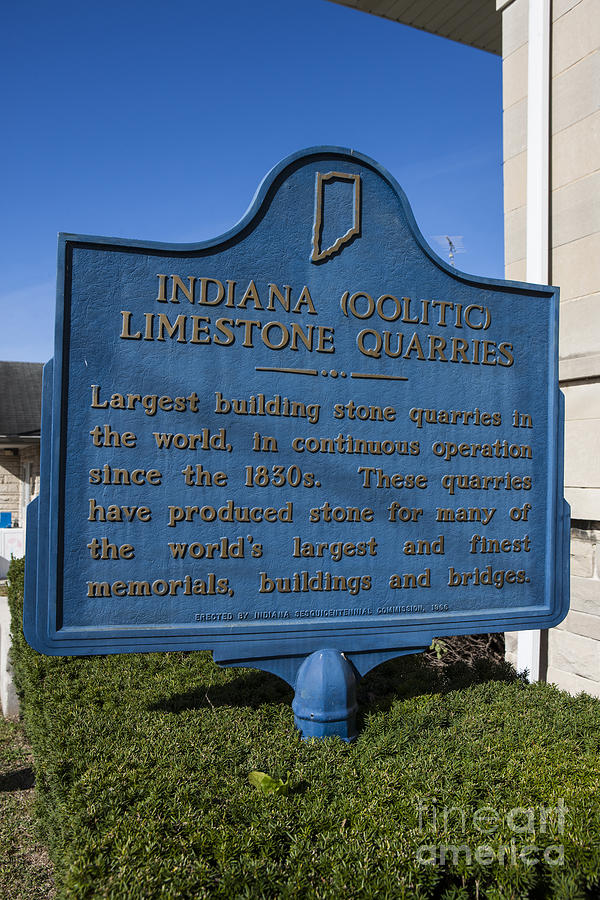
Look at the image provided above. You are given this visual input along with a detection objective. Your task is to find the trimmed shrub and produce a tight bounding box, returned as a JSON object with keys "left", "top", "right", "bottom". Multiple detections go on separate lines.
{"left": 8, "top": 557, "right": 600, "bottom": 898}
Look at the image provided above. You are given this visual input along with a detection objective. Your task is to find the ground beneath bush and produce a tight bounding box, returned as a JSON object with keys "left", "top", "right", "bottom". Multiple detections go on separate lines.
{"left": 0, "top": 717, "right": 54, "bottom": 899}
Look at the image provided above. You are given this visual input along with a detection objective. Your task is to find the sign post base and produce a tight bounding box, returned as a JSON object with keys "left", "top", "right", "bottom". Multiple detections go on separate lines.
{"left": 291, "top": 649, "right": 359, "bottom": 742}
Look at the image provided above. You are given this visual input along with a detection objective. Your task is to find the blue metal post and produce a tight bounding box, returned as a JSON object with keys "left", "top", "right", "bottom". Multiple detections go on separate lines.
{"left": 292, "top": 648, "right": 359, "bottom": 742}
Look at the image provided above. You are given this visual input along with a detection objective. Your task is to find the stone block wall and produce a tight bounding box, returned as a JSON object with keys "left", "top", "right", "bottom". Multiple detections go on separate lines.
{"left": 0, "top": 451, "right": 22, "bottom": 526}
{"left": 505, "top": 525, "right": 600, "bottom": 696}
{"left": 547, "top": 525, "right": 600, "bottom": 696}
{"left": 503, "top": 0, "right": 600, "bottom": 511}
{"left": 550, "top": 0, "right": 600, "bottom": 696}
{"left": 502, "top": 0, "right": 600, "bottom": 695}
{"left": 0, "top": 446, "right": 40, "bottom": 529}
{"left": 19, "top": 444, "right": 40, "bottom": 516}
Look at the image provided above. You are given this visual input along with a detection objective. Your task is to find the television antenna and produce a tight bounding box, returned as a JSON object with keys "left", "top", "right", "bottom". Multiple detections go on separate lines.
{"left": 431, "top": 235, "right": 465, "bottom": 266}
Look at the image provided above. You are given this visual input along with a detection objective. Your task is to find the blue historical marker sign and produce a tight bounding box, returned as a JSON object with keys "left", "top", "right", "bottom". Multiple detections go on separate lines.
{"left": 25, "top": 147, "right": 569, "bottom": 740}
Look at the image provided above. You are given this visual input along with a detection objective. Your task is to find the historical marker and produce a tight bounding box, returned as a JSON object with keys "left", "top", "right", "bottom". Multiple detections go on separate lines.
{"left": 25, "top": 147, "right": 569, "bottom": 740}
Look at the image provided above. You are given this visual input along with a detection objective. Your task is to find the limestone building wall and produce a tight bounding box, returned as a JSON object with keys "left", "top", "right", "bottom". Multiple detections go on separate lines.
{"left": 0, "top": 446, "right": 40, "bottom": 529}
{"left": 0, "top": 442, "right": 40, "bottom": 717}
{"left": 19, "top": 444, "right": 40, "bottom": 518}
{"left": 502, "top": 0, "right": 600, "bottom": 690}
{"left": 0, "top": 451, "right": 22, "bottom": 526}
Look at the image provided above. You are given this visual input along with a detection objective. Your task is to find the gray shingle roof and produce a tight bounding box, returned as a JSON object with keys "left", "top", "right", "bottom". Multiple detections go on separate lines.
{"left": 0, "top": 361, "right": 43, "bottom": 438}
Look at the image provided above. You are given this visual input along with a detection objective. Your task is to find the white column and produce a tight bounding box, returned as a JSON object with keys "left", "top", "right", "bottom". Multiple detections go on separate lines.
{"left": 525, "top": 0, "right": 550, "bottom": 284}
{"left": 517, "top": 0, "right": 551, "bottom": 682}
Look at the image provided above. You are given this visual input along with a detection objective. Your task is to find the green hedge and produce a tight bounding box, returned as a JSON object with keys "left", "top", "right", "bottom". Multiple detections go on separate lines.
{"left": 8, "top": 556, "right": 600, "bottom": 898}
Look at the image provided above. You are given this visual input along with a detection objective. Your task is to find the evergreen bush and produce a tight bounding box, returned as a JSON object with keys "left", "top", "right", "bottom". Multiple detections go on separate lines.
{"left": 8, "top": 557, "right": 600, "bottom": 898}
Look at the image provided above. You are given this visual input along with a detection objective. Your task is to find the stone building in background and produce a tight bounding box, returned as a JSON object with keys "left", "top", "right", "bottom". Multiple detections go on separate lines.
{"left": 332, "top": 0, "right": 600, "bottom": 694}
{"left": 0, "top": 361, "right": 42, "bottom": 574}
{"left": 0, "top": 360, "right": 42, "bottom": 716}
{"left": 499, "top": 0, "right": 599, "bottom": 695}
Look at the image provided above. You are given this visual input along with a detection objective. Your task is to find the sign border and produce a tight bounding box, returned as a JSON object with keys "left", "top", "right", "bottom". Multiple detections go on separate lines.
{"left": 24, "top": 146, "right": 569, "bottom": 658}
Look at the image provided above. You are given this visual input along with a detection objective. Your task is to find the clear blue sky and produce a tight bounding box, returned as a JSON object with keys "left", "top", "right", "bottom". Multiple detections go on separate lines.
{"left": 1, "top": 0, "right": 502, "bottom": 363}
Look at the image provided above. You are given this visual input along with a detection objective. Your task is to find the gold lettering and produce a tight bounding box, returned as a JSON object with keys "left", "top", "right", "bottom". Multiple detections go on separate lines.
{"left": 169, "top": 275, "right": 196, "bottom": 304}
{"left": 157, "top": 313, "right": 187, "bottom": 343}
{"left": 225, "top": 280, "right": 236, "bottom": 307}
{"left": 238, "top": 280, "right": 263, "bottom": 309}
{"left": 262, "top": 321, "right": 289, "bottom": 351}
{"left": 156, "top": 274, "right": 168, "bottom": 303}
{"left": 293, "top": 285, "right": 317, "bottom": 315}
{"left": 199, "top": 278, "right": 224, "bottom": 306}
{"left": 316, "top": 326, "right": 335, "bottom": 353}
{"left": 190, "top": 315, "right": 211, "bottom": 344}
{"left": 120, "top": 310, "right": 141, "bottom": 340}
{"left": 403, "top": 332, "right": 425, "bottom": 360}
{"left": 267, "top": 283, "right": 291, "bottom": 313}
